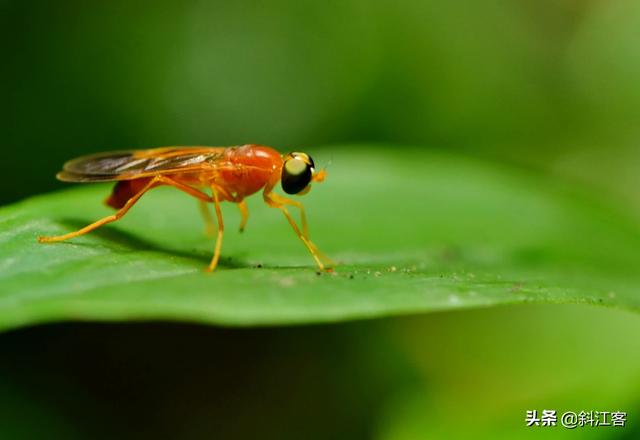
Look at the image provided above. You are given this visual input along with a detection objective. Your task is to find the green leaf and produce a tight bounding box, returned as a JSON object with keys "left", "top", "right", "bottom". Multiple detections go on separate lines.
{"left": 1, "top": 146, "right": 639, "bottom": 331}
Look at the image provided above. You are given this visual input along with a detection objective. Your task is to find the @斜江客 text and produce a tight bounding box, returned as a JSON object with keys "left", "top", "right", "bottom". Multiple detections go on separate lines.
{"left": 526, "top": 410, "right": 626, "bottom": 429}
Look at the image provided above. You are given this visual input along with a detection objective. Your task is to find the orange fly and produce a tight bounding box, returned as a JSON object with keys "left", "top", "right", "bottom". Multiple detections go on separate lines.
{"left": 38, "top": 145, "right": 332, "bottom": 272}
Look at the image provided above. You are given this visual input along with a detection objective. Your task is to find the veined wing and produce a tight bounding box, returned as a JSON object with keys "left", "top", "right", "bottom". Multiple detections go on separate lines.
{"left": 57, "top": 147, "right": 228, "bottom": 182}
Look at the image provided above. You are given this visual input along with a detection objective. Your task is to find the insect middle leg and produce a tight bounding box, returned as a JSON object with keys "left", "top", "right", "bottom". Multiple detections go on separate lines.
{"left": 237, "top": 200, "right": 249, "bottom": 233}
{"left": 38, "top": 176, "right": 212, "bottom": 243}
{"left": 199, "top": 200, "right": 216, "bottom": 237}
{"left": 206, "top": 186, "right": 225, "bottom": 272}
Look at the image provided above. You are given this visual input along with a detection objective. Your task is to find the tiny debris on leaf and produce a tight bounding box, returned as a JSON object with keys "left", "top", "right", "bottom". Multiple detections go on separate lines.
{"left": 278, "top": 276, "right": 295, "bottom": 287}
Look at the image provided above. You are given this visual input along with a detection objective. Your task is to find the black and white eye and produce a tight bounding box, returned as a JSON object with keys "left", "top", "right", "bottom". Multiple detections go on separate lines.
{"left": 281, "top": 154, "right": 313, "bottom": 194}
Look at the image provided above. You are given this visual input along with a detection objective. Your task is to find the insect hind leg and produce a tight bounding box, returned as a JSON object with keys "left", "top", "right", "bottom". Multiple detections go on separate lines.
{"left": 38, "top": 177, "right": 163, "bottom": 243}
{"left": 38, "top": 175, "right": 213, "bottom": 244}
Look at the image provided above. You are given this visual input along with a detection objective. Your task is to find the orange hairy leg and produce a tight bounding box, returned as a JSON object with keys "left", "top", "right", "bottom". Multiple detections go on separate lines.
{"left": 199, "top": 200, "right": 216, "bottom": 237}
{"left": 268, "top": 192, "right": 310, "bottom": 239}
{"left": 201, "top": 199, "right": 247, "bottom": 237}
{"left": 267, "top": 192, "right": 333, "bottom": 266}
{"left": 263, "top": 191, "right": 333, "bottom": 271}
{"left": 238, "top": 200, "right": 249, "bottom": 232}
{"left": 38, "top": 176, "right": 212, "bottom": 243}
{"left": 206, "top": 186, "right": 225, "bottom": 272}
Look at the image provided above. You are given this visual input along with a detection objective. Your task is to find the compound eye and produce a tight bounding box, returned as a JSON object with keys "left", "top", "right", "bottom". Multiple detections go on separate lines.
{"left": 281, "top": 157, "right": 312, "bottom": 194}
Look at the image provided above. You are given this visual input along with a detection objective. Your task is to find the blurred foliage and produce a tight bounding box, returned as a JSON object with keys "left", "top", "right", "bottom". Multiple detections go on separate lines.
{"left": 2, "top": 0, "right": 640, "bottom": 208}
{"left": 377, "top": 305, "right": 640, "bottom": 440}
{"left": 0, "top": 305, "right": 638, "bottom": 439}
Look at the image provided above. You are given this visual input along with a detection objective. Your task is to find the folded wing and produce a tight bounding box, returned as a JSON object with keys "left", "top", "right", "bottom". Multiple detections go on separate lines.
{"left": 57, "top": 147, "right": 227, "bottom": 182}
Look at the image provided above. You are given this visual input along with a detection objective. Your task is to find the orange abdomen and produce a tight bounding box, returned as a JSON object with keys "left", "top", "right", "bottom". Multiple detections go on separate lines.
{"left": 105, "top": 178, "right": 154, "bottom": 209}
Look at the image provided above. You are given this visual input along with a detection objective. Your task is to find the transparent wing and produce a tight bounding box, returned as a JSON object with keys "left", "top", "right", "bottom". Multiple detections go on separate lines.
{"left": 56, "top": 147, "right": 228, "bottom": 182}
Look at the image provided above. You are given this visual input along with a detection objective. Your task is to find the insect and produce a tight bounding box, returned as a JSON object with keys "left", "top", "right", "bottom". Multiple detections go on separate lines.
{"left": 38, "top": 145, "right": 333, "bottom": 272}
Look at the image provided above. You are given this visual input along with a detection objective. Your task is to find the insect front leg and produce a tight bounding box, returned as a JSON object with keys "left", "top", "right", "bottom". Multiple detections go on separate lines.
{"left": 267, "top": 192, "right": 309, "bottom": 239}
{"left": 263, "top": 192, "right": 333, "bottom": 271}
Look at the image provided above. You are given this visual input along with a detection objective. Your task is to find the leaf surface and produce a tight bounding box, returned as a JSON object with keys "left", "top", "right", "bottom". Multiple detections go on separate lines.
{"left": 1, "top": 147, "right": 639, "bottom": 331}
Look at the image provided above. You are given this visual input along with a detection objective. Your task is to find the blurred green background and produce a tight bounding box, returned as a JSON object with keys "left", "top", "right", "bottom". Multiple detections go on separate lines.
{"left": 2, "top": 0, "right": 640, "bottom": 438}
{"left": 3, "top": 0, "right": 640, "bottom": 209}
